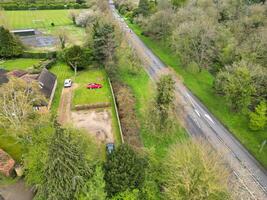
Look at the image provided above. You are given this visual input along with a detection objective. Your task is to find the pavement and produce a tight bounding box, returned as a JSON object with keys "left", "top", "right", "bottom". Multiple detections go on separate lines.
{"left": 108, "top": 0, "right": 267, "bottom": 199}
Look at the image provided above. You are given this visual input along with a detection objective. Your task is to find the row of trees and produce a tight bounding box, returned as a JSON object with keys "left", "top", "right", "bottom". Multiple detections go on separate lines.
{"left": 114, "top": 0, "right": 267, "bottom": 131}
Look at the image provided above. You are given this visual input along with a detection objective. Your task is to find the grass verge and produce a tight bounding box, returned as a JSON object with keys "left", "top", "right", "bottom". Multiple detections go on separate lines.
{"left": 126, "top": 21, "right": 267, "bottom": 168}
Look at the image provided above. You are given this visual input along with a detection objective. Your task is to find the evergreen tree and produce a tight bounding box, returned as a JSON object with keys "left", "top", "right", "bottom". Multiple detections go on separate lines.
{"left": 249, "top": 101, "right": 267, "bottom": 131}
{"left": 37, "top": 125, "right": 91, "bottom": 200}
{"left": 0, "top": 26, "right": 23, "bottom": 58}
{"left": 79, "top": 165, "right": 107, "bottom": 200}
{"left": 104, "top": 144, "right": 147, "bottom": 197}
{"left": 92, "top": 22, "right": 116, "bottom": 66}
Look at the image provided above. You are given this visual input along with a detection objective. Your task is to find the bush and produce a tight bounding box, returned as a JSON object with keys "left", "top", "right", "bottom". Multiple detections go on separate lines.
{"left": 249, "top": 101, "right": 267, "bottom": 131}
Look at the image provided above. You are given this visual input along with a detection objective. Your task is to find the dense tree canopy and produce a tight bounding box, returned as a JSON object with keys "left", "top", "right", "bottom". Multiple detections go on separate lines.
{"left": 0, "top": 26, "right": 23, "bottom": 58}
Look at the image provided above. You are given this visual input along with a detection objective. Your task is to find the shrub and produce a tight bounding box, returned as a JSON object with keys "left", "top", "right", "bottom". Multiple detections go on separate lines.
{"left": 249, "top": 101, "right": 267, "bottom": 131}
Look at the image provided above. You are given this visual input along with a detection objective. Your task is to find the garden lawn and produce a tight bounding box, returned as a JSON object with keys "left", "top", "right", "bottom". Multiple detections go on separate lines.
{"left": 126, "top": 21, "right": 267, "bottom": 168}
{"left": 49, "top": 63, "right": 121, "bottom": 144}
{"left": 0, "top": 58, "right": 41, "bottom": 71}
{"left": 1, "top": 10, "right": 73, "bottom": 29}
{"left": 118, "top": 60, "right": 187, "bottom": 158}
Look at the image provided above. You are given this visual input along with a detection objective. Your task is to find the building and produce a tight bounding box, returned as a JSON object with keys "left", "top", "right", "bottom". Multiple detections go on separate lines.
{"left": 0, "top": 68, "right": 57, "bottom": 110}
{"left": 0, "top": 149, "right": 15, "bottom": 177}
{"left": 11, "top": 29, "right": 36, "bottom": 36}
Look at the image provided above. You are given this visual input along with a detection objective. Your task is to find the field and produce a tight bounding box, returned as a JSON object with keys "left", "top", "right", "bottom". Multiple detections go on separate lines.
{"left": 126, "top": 21, "right": 267, "bottom": 167}
{"left": 1, "top": 10, "right": 73, "bottom": 29}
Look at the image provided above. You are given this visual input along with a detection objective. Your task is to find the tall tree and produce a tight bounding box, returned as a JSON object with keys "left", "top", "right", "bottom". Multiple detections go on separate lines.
{"left": 138, "top": 0, "right": 150, "bottom": 16}
{"left": 36, "top": 126, "right": 91, "bottom": 200}
{"left": 79, "top": 165, "right": 107, "bottom": 200}
{"left": 163, "top": 140, "right": 231, "bottom": 200}
{"left": 0, "top": 26, "right": 23, "bottom": 58}
{"left": 104, "top": 144, "right": 147, "bottom": 197}
{"left": 92, "top": 22, "right": 116, "bottom": 66}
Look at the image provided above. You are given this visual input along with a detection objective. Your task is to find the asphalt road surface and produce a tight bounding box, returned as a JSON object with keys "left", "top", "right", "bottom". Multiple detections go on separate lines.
{"left": 109, "top": 0, "right": 267, "bottom": 199}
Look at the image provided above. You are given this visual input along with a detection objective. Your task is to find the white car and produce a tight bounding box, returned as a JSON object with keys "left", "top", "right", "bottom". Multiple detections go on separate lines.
{"left": 64, "top": 79, "right": 72, "bottom": 88}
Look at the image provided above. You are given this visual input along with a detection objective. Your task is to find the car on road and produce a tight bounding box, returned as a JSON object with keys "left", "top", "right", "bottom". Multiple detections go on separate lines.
{"left": 87, "top": 83, "right": 103, "bottom": 89}
{"left": 64, "top": 79, "right": 72, "bottom": 88}
{"left": 106, "top": 143, "right": 114, "bottom": 154}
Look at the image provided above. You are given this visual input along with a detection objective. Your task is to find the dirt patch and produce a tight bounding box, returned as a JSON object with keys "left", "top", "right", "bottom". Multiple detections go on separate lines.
{"left": 71, "top": 109, "right": 114, "bottom": 143}
{"left": 58, "top": 87, "right": 72, "bottom": 124}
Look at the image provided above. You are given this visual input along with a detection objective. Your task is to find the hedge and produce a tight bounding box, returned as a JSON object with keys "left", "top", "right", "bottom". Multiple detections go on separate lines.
{"left": 21, "top": 51, "right": 57, "bottom": 59}
{"left": 0, "top": 3, "right": 88, "bottom": 10}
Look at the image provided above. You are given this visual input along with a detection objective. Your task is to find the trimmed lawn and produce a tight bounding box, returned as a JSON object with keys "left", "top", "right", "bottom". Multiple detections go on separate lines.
{"left": 0, "top": 58, "right": 41, "bottom": 71}
{"left": 1, "top": 10, "right": 73, "bottom": 29}
{"left": 117, "top": 60, "right": 187, "bottom": 158}
{"left": 73, "top": 70, "right": 111, "bottom": 106}
{"left": 126, "top": 21, "right": 267, "bottom": 167}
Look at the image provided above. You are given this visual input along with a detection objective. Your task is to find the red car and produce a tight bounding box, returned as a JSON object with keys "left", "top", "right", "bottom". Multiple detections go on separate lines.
{"left": 87, "top": 83, "right": 103, "bottom": 89}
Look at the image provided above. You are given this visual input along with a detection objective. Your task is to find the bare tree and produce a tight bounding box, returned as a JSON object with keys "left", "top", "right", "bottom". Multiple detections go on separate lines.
{"left": 57, "top": 28, "right": 68, "bottom": 49}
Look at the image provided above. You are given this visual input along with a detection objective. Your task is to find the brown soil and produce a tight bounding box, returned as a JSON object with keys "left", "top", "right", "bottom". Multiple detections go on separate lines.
{"left": 71, "top": 109, "right": 114, "bottom": 143}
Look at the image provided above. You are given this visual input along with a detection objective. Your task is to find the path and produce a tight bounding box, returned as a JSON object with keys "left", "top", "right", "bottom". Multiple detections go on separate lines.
{"left": 58, "top": 86, "right": 73, "bottom": 124}
{"left": 109, "top": 0, "right": 267, "bottom": 199}
{"left": 0, "top": 180, "right": 33, "bottom": 200}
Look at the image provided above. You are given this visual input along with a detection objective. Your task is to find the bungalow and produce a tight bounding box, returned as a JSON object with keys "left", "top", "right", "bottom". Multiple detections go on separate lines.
{"left": 0, "top": 68, "right": 57, "bottom": 111}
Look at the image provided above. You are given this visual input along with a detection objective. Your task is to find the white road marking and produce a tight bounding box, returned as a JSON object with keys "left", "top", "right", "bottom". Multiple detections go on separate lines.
{"left": 194, "top": 109, "right": 201, "bottom": 117}
{"left": 204, "top": 113, "right": 215, "bottom": 124}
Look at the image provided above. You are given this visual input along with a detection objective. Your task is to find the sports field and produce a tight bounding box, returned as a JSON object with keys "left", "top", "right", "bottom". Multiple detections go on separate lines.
{"left": 1, "top": 10, "right": 76, "bottom": 29}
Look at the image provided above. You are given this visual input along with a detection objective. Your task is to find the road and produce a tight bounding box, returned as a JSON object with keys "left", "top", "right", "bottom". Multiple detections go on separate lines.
{"left": 109, "top": 0, "right": 267, "bottom": 199}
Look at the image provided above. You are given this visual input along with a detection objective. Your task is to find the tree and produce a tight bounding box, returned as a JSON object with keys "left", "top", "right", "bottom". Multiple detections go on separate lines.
{"left": 104, "top": 144, "right": 147, "bottom": 197}
{"left": 64, "top": 45, "right": 90, "bottom": 76}
{"left": 150, "top": 75, "right": 175, "bottom": 131}
{"left": 249, "top": 101, "right": 267, "bottom": 131}
{"left": 163, "top": 140, "right": 231, "bottom": 200}
{"left": 0, "top": 26, "right": 23, "bottom": 58}
{"left": 36, "top": 126, "right": 91, "bottom": 200}
{"left": 0, "top": 78, "right": 45, "bottom": 134}
{"left": 137, "top": 0, "right": 151, "bottom": 16}
{"left": 57, "top": 28, "right": 68, "bottom": 49}
{"left": 111, "top": 189, "right": 140, "bottom": 200}
{"left": 79, "top": 165, "right": 107, "bottom": 200}
{"left": 171, "top": 0, "right": 187, "bottom": 7}
{"left": 92, "top": 22, "right": 116, "bottom": 66}
{"left": 69, "top": 10, "right": 78, "bottom": 25}
{"left": 214, "top": 60, "right": 256, "bottom": 112}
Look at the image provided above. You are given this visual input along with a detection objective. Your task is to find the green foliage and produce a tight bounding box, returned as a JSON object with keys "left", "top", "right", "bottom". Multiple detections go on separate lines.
{"left": 137, "top": 0, "right": 150, "bottom": 16}
{"left": 111, "top": 189, "right": 140, "bottom": 200}
{"left": 63, "top": 45, "right": 91, "bottom": 71}
{"left": 163, "top": 140, "right": 231, "bottom": 200}
{"left": 36, "top": 125, "right": 91, "bottom": 200}
{"left": 171, "top": 0, "right": 187, "bottom": 7}
{"left": 0, "top": 26, "right": 23, "bottom": 58}
{"left": 79, "top": 165, "right": 107, "bottom": 200}
{"left": 249, "top": 101, "right": 267, "bottom": 131}
{"left": 150, "top": 75, "right": 175, "bottom": 131}
{"left": 92, "top": 22, "right": 116, "bottom": 66}
{"left": 214, "top": 61, "right": 256, "bottom": 112}
{"left": 104, "top": 144, "right": 147, "bottom": 197}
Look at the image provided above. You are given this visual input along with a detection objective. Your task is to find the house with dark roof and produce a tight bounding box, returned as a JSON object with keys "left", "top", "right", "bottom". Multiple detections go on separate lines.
{"left": 0, "top": 68, "right": 57, "bottom": 111}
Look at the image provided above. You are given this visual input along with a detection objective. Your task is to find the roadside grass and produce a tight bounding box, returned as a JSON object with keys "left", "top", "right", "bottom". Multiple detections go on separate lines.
{"left": 0, "top": 58, "right": 41, "bottom": 71}
{"left": 126, "top": 21, "right": 267, "bottom": 167}
{"left": 1, "top": 10, "right": 74, "bottom": 29}
{"left": 49, "top": 63, "right": 121, "bottom": 144}
{"left": 117, "top": 62, "right": 187, "bottom": 158}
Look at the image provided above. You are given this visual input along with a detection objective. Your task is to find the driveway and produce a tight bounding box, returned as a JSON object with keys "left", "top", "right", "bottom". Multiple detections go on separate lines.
{"left": 0, "top": 180, "right": 33, "bottom": 200}
{"left": 58, "top": 86, "right": 73, "bottom": 124}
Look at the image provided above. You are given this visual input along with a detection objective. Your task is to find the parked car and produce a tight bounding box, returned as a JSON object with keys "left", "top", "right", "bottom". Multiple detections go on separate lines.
{"left": 64, "top": 79, "right": 72, "bottom": 88}
{"left": 87, "top": 83, "right": 103, "bottom": 89}
{"left": 106, "top": 143, "right": 115, "bottom": 154}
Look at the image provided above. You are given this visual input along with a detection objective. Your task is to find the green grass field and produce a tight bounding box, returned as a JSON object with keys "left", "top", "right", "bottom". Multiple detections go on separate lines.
{"left": 0, "top": 58, "right": 41, "bottom": 71}
{"left": 2, "top": 10, "right": 73, "bottom": 29}
{"left": 126, "top": 21, "right": 267, "bottom": 167}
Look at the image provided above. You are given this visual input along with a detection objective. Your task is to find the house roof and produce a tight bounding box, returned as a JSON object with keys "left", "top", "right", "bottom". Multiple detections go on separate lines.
{"left": 8, "top": 70, "right": 28, "bottom": 78}
{"left": 0, "top": 149, "right": 15, "bottom": 177}
{"left": 37, "top": 68, "right": 57, "bottom": 99}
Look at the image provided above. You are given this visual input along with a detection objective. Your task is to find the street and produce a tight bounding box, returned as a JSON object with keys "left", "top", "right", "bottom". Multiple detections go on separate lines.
{"left": 109, "top": 0, "right": 267, "bottom": 199}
